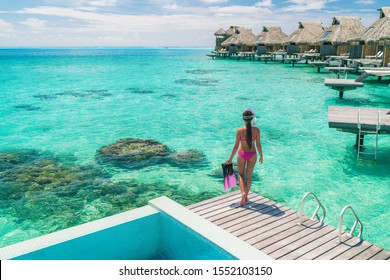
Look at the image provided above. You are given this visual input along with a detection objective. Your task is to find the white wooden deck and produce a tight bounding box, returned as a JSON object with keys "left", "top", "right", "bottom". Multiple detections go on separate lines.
{"left": 187, "top": 191, "right": 390, "bottom": 260}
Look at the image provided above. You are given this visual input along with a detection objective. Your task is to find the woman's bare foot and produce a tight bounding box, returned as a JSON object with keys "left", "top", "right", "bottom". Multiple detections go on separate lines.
{"left": 240, "top": 193, "right": 247, "bottom": 206}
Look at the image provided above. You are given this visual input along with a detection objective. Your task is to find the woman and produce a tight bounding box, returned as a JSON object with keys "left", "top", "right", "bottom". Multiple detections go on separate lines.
{"left": 226, "top": 109, "right": 263, "bottom": 206}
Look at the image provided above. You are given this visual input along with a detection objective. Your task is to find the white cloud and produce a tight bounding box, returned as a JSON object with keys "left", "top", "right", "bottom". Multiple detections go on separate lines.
{"left": 215, "top": 12, "right": 234, "bottom": 17}
{"left": 211, "top": 5, "right": 272, "bottom": 15}
{"left": 0, "top": 18, "right": 13, "bottom": 31}
{"left": 282, "top": 0, "right": 333, "bottom": 12}
{"left": 354, "top": 0, "right": 375, "bottom": 4}
{"left": 79, "top": 0, "right": 118, "bottom": 7}
{"left": 21, "top": 18, "right": 48, "bottom": 29}
{"left": 163, "top": 4, "right": 180, "bottom": 10}
{"left": 201, "top": 0, "right": 228, "bottom": 3}
{"left": 255, "top": 0, "right": 274, "bottom": 8}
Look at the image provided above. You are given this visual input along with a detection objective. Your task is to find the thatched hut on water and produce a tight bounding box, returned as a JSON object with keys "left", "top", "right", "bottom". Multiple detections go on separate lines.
{"left": 221, "top": 27, "right": 259, "bottom": 54}
{"left": 379, "top": 35, "right": 390, "bottom": 66}
{"left": 256, "top": 26, "right": 289, "bottom": 55}
{"left": 349, "top": 7, "right": 390, "bottom": 62}
{"left": 286, "top": 21, "right": 325, "bottom": 54}
{"left": 213, "top": 26, "right": 242, "bottom": 51}
{"left": 319, "top": 16, "right": 366, "bottom": 57}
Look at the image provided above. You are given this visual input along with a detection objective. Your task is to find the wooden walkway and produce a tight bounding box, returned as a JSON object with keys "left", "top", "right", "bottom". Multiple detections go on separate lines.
{"left": 187, "top": 191, "right": 390, "bottom": 260}
{"left": 328, "top": 106, "right": 390, "bottom": 134}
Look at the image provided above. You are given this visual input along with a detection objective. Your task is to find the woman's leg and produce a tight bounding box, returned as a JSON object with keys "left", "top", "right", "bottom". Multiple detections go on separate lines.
{"left": 237, "top": 155, "right": 247, "bottom": 205}
{"left": 245, "top": 155, "right": 257, "bottom": 197}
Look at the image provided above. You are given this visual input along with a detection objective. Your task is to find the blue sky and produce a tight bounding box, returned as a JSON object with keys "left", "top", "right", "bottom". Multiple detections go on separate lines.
{"left": 0, "top": 0, "right": 388, "bottom": 46}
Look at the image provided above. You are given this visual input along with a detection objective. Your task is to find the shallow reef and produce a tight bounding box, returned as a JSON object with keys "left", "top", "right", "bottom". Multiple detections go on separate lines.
{"left": 0, "top": 148, "right": 217, "bottom": 246}
{"left": 185, "top": 69, "right": 228, "bottom": 75}
{"left": 168, "top": 149, "right": 207, "bottom": 167}
{"left": 126, "top": 87, "right": 155, "bottom": 94}
{"left": 96, "top": 138, "right": 208, "bottom": 169}
{"left": 13, "top": 104, "right": 42, "bottom": 111}
{"left": 174, "top": 78, "right": 219, "bottom": 86}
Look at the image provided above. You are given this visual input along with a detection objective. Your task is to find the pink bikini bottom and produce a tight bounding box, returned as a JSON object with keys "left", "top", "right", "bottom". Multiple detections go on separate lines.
{"left": 238, "top": 151, "right": 256, "bottom": 161}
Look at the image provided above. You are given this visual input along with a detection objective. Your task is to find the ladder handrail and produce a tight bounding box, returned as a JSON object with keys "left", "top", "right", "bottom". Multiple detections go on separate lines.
{"left": 338, "top": 205, "right": 363, "bottom": 243}
{"left": 298, "top": 192, "right": 326, "bottom": 225}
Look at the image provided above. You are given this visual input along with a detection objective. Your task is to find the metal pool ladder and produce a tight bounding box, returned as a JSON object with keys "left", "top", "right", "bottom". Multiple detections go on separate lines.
{"left": 357, "top": 109, "right": 381, "bottom": 160}
{"left": 338, "top": 205, "right": 363, "bottom": 243}
{"left": 298, "top": 192, "right": 326, "bottom": 226}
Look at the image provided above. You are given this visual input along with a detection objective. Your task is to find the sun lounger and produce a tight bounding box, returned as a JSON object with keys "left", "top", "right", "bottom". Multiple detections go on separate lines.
{"left": 365, "top": 51, "right": 383, "bottom": 60}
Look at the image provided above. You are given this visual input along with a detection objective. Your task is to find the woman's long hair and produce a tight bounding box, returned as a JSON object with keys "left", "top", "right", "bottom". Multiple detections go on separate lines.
{"left": 243, "top": 110, "right": 254, "bottom": 148}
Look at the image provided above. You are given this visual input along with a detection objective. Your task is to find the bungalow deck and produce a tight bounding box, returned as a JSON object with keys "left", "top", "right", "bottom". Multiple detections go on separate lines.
{"left": 187, "top": 191, "right": 390, "bottom": 260}
{"left": 324, "top": 78, "right": 364, "bottom": 99}
{"left": 328, "top": 106, "right": 390, "bottom": 134}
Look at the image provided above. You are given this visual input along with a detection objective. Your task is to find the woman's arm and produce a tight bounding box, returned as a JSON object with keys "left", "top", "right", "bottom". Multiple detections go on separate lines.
{"left": 256, "top": 128, "right": 263, "bottom": 164}
{"left": 226, "top": 130, "right": 240, "bottom": 164}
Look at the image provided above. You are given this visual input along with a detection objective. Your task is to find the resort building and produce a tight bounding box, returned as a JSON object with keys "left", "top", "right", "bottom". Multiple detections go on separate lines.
{"left": 213, "top": 26, "right": 242, "bottom": 51}
{"left": 220, "top": 27, "right": 259, "bottom": 54}
{"left": 214, "top": 28, "right": 227, "bottom": 51}
{"left": 256, "top": 26, "right": 289, "bottom": 55}
{"left": 319, "top": 16, "right": 366, "bottom": 58}
{"left": 349, "top": 7, "right": 390, "bottom": 62}
{"left": 379, "top": 35, "right": 390, "bottom": 66}
{"left": 286, "top": 21, "right": 325, "bottom": 54}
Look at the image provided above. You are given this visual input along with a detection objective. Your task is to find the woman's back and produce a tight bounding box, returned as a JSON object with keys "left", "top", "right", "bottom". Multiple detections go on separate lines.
{"left": 238, "top": 127, "right": 259, "bottom": 152}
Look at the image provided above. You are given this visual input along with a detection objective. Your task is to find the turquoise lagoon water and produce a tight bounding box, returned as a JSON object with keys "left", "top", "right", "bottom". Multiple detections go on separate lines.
{"left": 0, "top": 48, "right": 389, "bottom": 252}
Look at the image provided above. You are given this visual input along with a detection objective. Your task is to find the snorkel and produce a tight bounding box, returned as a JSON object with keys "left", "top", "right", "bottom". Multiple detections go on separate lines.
{"left": 243, "top": 108, "right": 257, "bottom": 127}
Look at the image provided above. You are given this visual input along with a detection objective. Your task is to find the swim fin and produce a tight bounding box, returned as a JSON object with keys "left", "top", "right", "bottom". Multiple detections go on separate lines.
{"left": 222, "top": 163, "right": 237, "bottom": 190}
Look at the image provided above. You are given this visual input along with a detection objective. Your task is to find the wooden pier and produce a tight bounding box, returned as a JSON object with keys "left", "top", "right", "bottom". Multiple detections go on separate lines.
{"left": 324, "top": 78, "right": 364, "bottom": 99}
{"left": 328, "top": 106, "right": 390, "bottom": 134}
{"left": 187, "top": 191, "right": 390, "bottom": 260}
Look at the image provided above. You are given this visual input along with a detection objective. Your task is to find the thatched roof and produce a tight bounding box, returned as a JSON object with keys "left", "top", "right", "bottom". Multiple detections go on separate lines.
{"left": 214, "top": 28, "right": 226, "bottom": 36}
{"left": 287, "top": 21, "right": 324, "bottom": 45}
{"left": 221, "top": 27, "right": 259, "bottom": 47}
{"left": 358, "top": 7, "right": 390, "bottom": 43}
{"left": 257, "top": 26, "right": 289, "bottom": 45}
{"left": 225, "top": 26, "right": 241, "bottom": 36}
{"left": 319, "top": 16, "right": 366, "bottom": 45}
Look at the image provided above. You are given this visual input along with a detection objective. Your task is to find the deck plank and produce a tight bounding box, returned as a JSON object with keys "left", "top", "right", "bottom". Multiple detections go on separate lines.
{"left": 209, "top": 198, "right": 275, "bottom": 224}
{"left": 190, "top": 192, "right": 247, "bottom": 214}
{"left": 187, "top": 190, "right": 239, "bottom": 210}
{"left": 235, "top": 210, "right": 297, "bottom": 241}
{"left": 253, "top": 218, "right": 318, "bottom": 250}
{"left": 297, "top": 235, "right": 354, "bottom": 259}
{"left": 350, "top": 244, "right": 384, "bottom": 260}
{"left": 328, "top": 106, "right": 390, "bottom": 133}
{"left": 269, "top": 225, "right": 335, "bottom": 259}
{"left": 188, "top": 192, "right": 390, "bottom": 260}
{"left": 332, "top": 241, "right": 373, "bottom": 260}
{"left": 277, "top": 228, "right": 338, "bottom": 260}
{"left": 202, "top": 196, "right": 268, "bottom": 221}
{"left": 220, "top": 203, "right": 289, "bottom": 231}
{"left": 369, "top": 249, "right": 390, "bottom": 260}
{"left": 314, "top": 236, "right": 366, "bottom": 260}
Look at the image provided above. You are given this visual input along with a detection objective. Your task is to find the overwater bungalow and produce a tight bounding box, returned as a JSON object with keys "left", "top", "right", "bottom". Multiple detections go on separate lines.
{"left": 256, "top": 26, "right": 289, "bottom": 55}
{"left": 221, "top": 27, "right": 259, "bottom": 54}
{"left": 213, "top": 26, "right": 242, "bottom": 51}
{"left": 319, "top": 16, "right": 366, "bottom": 57}
{"left": 286, "top": 21, "right": 325, "bottom": 54}
{"left": 349, "top": 7, "right": 390, "bottom": 62}
{"left": 214, "top": 28, "right": 227, "bottom": 51}
{"left": 379, "top": 35, "right": 390, "bottom": 66}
